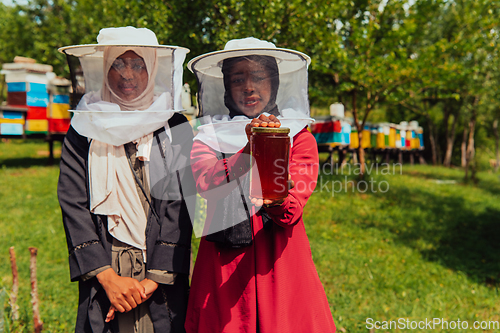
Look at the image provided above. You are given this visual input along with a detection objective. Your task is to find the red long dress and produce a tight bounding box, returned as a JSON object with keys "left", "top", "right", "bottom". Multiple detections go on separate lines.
{"left": 185, "top": 128, "right": 336, "bottom": 333}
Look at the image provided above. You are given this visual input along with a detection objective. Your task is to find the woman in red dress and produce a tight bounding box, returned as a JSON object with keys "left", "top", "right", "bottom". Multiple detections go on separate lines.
{"left": 185, "top": 37, "right": 336, "bottom": 333}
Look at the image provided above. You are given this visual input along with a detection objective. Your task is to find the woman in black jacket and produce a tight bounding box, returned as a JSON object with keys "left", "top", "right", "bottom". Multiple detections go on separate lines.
{"left": 57, "top": 26, "right": 194, "bottom": 333}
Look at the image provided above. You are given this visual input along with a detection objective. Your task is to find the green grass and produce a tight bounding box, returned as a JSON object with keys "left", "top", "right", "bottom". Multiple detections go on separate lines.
{"left": 308, "top": 159, "right": 500, "bottom": 332}
{"left": 0, "top": 139, "right": 76, "bottom": 333}
{"left": 1, "top": 140, "right": 499, "bottom": 332}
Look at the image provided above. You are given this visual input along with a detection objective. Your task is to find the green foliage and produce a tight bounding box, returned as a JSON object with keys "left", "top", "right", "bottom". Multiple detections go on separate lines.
{"left": 0, "top": 0, "right": 498, "bottom": 160}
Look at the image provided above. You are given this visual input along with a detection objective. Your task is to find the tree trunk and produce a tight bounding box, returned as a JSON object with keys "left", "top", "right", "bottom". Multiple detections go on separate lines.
{"left": 357, "top": 144, "right": 366, "bottom": 176}
{"left": 464, "top": 98, "right": 478, "bottom": 180}
{"left": 427, "top": 116, "right": 438, "bottom": 165}
{"left": 494, "top": 119, "right": 499, "bottom": 173}
{"left": 443, "top": 104, "right": 451, "bottom": 148}
{"left": 461, "top": 125, "right": 468, "bottom": 168}
{"left": 418, "top": 153, "right": 426, "bottom": 165}
{"left": 466, "top": 118, "right": 476, "bottom": 163}
{"left": 443, "top": 111, "right": 459, "bottom": 167}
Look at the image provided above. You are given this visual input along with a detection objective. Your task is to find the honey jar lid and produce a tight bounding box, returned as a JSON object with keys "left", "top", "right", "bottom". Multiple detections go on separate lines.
{"left": 251, "top": 127, "right": 290, "bottom": 134}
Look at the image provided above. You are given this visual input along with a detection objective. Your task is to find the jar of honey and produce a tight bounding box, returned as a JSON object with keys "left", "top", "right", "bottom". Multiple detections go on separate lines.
{"left": 249, "top": 127, "right": 290, "bottom": 200}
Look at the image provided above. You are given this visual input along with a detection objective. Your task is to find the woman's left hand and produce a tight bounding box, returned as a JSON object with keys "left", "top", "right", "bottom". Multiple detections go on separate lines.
{"left": 139, "top": 278, "right": 159, "bottom": 301}
{"left": 250, "top": 175, "right": 295, "bottom": 208}
{"left": 246, "top": 114, "right": 290, "bottom": 208}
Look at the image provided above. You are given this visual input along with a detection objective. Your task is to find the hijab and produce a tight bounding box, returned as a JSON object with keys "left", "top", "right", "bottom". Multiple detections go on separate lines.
{"left": 102, "top": 46, "right": 158, "bottom": 111}
{"left": 89, "top": 46, "right": 159, "bottom": 255}
{"left": 221, "top": 55, "right": 280, "bottom": 118}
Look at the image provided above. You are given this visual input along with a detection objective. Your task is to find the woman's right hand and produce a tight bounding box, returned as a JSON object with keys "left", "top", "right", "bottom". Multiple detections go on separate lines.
{"left": 245, "top": 114, "right": 281, "bottom": 141}
{"left": 105, "top": 277, "right": 158, "bottom": 322}
{"left": 96, "top": 268, "right": 146, "bottom": 313}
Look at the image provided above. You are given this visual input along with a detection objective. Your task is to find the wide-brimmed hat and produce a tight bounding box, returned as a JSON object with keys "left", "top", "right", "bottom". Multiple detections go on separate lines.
{"left": 188, "top": 37, "right": 310, "bottom": 77}
{"left": 59, "top": 26, "right": 189, "bottom": 57}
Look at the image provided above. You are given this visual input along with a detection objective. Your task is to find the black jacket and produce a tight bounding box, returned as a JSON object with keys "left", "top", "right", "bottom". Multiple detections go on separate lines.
{"left": 57, "top": 113, "right": 195, "bottom": 333}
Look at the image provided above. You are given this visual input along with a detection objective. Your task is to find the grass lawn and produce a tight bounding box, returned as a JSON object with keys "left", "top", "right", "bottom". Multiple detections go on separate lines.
{"left": 1, "top": 139, "right": 499, "bottom": 332}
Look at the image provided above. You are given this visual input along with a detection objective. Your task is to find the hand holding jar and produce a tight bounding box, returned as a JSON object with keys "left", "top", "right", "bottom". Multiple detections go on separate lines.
{"left": 246, "top": 114, "right": 295, "bottom": 208}
{"left": 244, "top": 114, "right": 281, "bottom": 140}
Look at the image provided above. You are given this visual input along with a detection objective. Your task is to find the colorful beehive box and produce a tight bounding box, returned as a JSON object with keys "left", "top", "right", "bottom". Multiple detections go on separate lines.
{"left": 311, "top": 118, "right": 344, "bottom": 146}
{"left": 50, "top": 103, "right": 70, "bottom": 119}
{"left": 395, "top": 126, "right": 402, "bottom": 149}
{"left": 0, "top": 108, "right": 26, "bottom": 136}
{"left": 370, "top": 126, "right": 377, "bottom": 148}
{"left": 48, "top": 118, "right": 71, "bottom": 132}
{"left": 382, "top": 124, "right": 390, "bottom": 147}
{"left": 376, "top": 126, "right": 385, "bottom": 149}
{"left": 417, "top": 127, "right": 424, "bottom": 149}
{"left": 26, "top": 106, "right": 48, "bottom": 120}
{"left": 361, "top": 125, "right": 371, "bottom": 149}
{"left": 389, "top": 125, "right": 397, "bottom": 148}
{"left": 7, "top": 82, "right": 26, "bottom": 92}
{"left": 0, "top": 123, "right": 24, "bottom": 135}
{"left": 1, "top": 58, "right": 66, "bottom": 136}
{"left": 47, "top": 77, "right": 72, "bottom": 133}
{"left": 1, "top": 110, "right": 24, "bottom": 120}
{"left": 341, "top": 121, "right": 351, "bottom": 145}
{"left": 7, "top": 92, "right": 26, "bottom": 106}
{"left": 25, "top": 119, "right": 48, "bottom": 134}
{"left": 350, "top": 128, "right": 359, "bottom": 149}
{"left": 2, "top": 61, "right": 53, "bottom": 109}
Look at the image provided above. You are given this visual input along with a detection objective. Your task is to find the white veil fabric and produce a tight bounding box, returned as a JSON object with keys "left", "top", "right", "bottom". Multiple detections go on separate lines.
{"left": 60, "top": 26, "right": 189, "bottom": 146}
{"left": 188, "top": 37, "right": 314, "bottom": 154}
{"left": 59, "top": 27, "right": 189, "bottom": 253}
{"left": 187, "top": 38, "right": 314, "bottom": 238}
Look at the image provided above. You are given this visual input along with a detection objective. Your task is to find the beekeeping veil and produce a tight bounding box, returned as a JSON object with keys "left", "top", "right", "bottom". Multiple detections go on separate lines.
{"left": 58, "top": 27, "right": 195, "bottom": 252}
{"left": 188, "top": 37, "right": 314, "bottom": 154}
{"left": 59, "top": 26, "right": 189, "bottom": 145}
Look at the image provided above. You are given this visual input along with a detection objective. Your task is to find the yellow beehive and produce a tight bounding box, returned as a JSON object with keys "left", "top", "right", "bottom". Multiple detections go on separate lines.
{"left": 350, "top": 131, "right": 359, "bottom": 149}
{"left": 0, "top": 118, "right": 25, "bottom": 125}
{"left": 50, "top": 103, "right": 71, "bottom": 119}
{"left": 26, "top": 119, "right": 48, "bottom": 132}
{"left": 389, "top": 126, "right": 396, "bottom": 148}
{"left": 411, "top": 135, "right": 420, "bottom": 149}
{"left": 376, "top": 132, "right": 385, "bottom": 149}
{"left": 361, "top": 129, "right": 371, "bottom": 148}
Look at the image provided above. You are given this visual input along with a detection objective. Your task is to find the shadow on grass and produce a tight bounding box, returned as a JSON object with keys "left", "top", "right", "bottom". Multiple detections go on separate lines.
{"left": 0, "top": 157, "right": 61, "bottom": 168}
{"left": 316, "top": 170, "right": 500, "bottom": 287}
{"left": 370, "top": 184, "right": 500, "bottom": 287}
{"left": 403, "top": 167, "right": 500, "bottom": 196}
{"left": 477, "top": 179, "right": 500, "bottom": 197}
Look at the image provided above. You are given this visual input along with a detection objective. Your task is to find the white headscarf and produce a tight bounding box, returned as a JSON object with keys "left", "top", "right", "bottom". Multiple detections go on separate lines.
{"left": 101, "top": 46, "right": 158, "bottom": 111}
{"left": 89, "top": 46, "right": 159, "bottom": 256}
